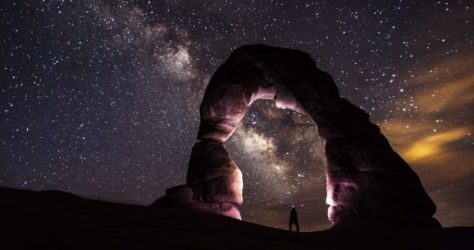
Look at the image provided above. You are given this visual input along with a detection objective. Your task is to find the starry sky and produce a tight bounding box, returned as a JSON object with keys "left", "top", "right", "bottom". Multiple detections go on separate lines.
{"left": 1, "top": 0, "right": 473, "bottom": 231}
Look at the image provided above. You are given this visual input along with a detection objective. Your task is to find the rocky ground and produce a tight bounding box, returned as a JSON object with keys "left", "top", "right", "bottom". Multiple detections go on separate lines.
{"left": 0, "top": 187, "right": 472, "bottom": 250}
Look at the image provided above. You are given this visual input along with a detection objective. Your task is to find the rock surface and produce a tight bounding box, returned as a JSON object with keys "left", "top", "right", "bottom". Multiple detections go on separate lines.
{"left": 151, "top": 185, "right": 242, "bottom": 220}
{"left": 163, "top": 44, "right": 437, "bottom": 226}
{"left": 1, "top": 187, "right": 472, "bottom": 250}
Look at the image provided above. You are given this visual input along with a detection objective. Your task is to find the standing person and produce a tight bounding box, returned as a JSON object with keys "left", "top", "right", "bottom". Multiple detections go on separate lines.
{"left": 289, "top": 206, "right": 300, "bottom": 232}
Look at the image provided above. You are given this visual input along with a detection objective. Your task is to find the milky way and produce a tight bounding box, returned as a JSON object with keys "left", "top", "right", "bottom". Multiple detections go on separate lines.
{"left": 1, "top": 0, "right": 473, "bottom": 231}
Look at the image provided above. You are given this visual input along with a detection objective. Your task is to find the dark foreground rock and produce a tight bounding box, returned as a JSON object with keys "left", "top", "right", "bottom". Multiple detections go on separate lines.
{"left": 0, "top": 187, "right": 472, "bottom": 250}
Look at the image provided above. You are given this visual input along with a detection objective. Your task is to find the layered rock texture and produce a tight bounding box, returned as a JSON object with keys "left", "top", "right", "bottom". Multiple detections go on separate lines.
{"left": 158, "top": 44, "right": 437, "bottom": 226}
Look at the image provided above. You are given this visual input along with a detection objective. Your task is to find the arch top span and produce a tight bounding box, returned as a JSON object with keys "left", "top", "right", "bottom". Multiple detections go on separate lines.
{"left": 156, "top": 44, "right": 438, "bottom": 229}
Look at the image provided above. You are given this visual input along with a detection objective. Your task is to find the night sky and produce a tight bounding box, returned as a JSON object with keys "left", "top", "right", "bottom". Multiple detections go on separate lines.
{"left": 1, "top": 0, "right": 473, "bottom": 231}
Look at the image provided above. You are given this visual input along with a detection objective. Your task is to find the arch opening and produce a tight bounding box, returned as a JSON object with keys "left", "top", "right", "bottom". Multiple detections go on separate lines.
{"left": 226, "top": 100, "right": 328, "bottom": 229}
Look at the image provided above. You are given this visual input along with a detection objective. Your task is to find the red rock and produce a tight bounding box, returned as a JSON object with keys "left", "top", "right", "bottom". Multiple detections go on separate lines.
{"left": 163, "top": 44, "right": 437, "bottom": 226}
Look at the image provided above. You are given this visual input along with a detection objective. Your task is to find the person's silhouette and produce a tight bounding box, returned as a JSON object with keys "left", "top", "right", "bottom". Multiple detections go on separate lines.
{"left": 289, "top": 206, "right": 300, "bottom": 232}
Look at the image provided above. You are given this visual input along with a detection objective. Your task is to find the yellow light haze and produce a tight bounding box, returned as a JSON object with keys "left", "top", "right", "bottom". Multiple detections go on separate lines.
{"left": 402, "top": 128, "right": 469, "bottom": 162}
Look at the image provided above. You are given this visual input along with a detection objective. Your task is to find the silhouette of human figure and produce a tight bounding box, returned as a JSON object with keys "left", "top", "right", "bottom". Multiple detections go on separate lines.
{"left": 289, "top": 206, "right": 300, "bottom": 232}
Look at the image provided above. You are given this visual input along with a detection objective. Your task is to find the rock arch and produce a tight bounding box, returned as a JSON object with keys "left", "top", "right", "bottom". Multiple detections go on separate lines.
{"left": 159, "top": 44, "right": 437, "bottom": 227}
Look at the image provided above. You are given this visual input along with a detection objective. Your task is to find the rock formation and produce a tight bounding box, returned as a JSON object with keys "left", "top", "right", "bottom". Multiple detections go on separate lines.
{"left": 157, "top": 44, "right": 438, "bottom": 227}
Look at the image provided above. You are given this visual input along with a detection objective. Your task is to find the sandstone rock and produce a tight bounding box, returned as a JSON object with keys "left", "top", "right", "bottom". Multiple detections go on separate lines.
{"left": 186, "top": 141, "right": 243, "bottom": 206}
{"left": 162, "top": 44, "right": 437, "bottom": 226}
{"left": 151, "top": 185, "right": 242, "bottom": 220}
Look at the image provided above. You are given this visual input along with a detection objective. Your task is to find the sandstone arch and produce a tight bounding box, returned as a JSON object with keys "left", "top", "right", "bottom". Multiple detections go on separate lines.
{"left": 160, "top": 44, "right": 437, "bottom": 227}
